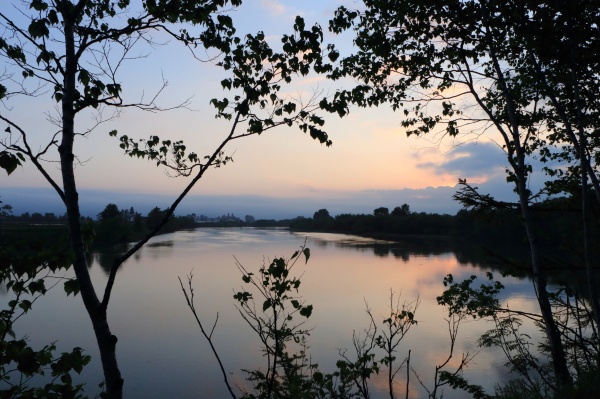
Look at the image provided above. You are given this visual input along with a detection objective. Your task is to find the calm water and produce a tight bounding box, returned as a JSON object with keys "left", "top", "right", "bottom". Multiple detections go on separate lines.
{"left": 8, "top": 228, "right": 542, "bottom": 398}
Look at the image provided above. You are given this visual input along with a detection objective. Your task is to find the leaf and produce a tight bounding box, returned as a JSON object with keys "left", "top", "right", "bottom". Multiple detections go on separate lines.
{"left": 299, "top": 304, "right": 313, "bottom": 318}
{"left": 30, "top": 0, "right": 48, "bottom": 11}
{"left": 328, "top": 50, "right": 339, "bottom": 62}
{"left": 0, "top": 151, "right": 22, "bottom": 175}
{"left": 262, "top": 299, "right": 272, "bottom": 311}
{"left": 18, "top": 299, "right": 32, "bottom": 313}
{"left": 233, "top": 291, "right": 252, "bottom": 303}
{"left": 28, "top": 18, "right": 50, "bottom": 39}
{"left": 64, "top": 278, "right": 80, "bottom": 297}
{"left": 78, "top": 69, "right": 90, "bottom": 86}
{"left": 313, "top": 371, "right": 324, "bottom": 383}
{"left": 0, "top": 320, "right": 15, "bottom": 339}
{"left": 220, "top": 79, "right": 232, "bottom": 90}
{"left": 303, "top": 247, "right": 310, "bottom": 264}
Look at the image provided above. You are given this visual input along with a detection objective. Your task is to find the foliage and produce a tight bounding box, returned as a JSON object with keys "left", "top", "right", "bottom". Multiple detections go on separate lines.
{"left": 232, "top": 245, "right": 314, "bottom": 399}
{"left": 346, "top": 293, "right": 420, "bottom": 399}
{"left": 312, "top": 209, "right": 334, "bottom": 230}
{"left": 183, "top": 247, "right": 489, "bottom": 399}
{"left": 391, "top": 204, "right": 410, "bottom": 217}
{"left": 291, "top": 206, "right": 456, "bottom": 237}
{"left": 437, "top": 274, "right": 504, "bottom": 319}
{"left": 289, "top": 202, "right": 598, "bottom": 259}
{"left": 0, "top": 220, "right": 90, "bottom": 398}
{"left": 373, "top": 207, "right": 389, "bottom": 217}
{"left": 290, "top": 206, "right": 514, "bottom": 242}
{"left": 93, "top": 203, "right": 198, "bottom": 245}
{"left": 0, "top": 151, "right": 24, "bottom": 176}
{"left": 439, "top": 272, "right": 600, "bottom": 399}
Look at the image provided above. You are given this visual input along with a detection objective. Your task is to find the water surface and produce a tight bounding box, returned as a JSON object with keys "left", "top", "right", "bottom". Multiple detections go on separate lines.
{"left": 9, "top": 228, "right": 541, "bottom": 398}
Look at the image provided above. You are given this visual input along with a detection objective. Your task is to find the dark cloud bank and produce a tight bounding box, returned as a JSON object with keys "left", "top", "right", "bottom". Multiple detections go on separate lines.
{"left": 2, "top": 176, "right": 518, "bottom": 220}
{"left": 3, "top": 143, "right": 552, "bottom": 219}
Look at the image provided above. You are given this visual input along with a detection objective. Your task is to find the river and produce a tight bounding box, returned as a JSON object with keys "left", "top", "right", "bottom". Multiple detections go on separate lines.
{"left": 8, "top": 227, "right": 542, "bottom": 398}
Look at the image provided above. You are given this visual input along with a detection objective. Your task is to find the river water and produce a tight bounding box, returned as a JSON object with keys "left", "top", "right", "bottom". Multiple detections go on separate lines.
{"left": 8, "top": 228, "right": 543, "bottom": 398}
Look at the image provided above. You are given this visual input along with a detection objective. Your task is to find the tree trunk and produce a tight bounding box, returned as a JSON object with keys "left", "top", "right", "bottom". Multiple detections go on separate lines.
{"left": 515, "top": 159, "right": 572, "bottom": 388}
{"left": 60, "top": 11, "right": 123, "bottom": 399}
{"left": 568, "top": 37, "right": 600, "bottom": 332}
{"left": 482, "top": 5, "right": 572, "bottom": 382}
{"left": 575, "top": 107, "right": 600, "bottom": 334}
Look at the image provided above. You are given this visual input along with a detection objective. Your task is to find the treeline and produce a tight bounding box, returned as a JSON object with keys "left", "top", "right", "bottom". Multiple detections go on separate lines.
{"left": 290, "top": 205, "right": 457, "bottom": 237}
{"left": 0, "top": 203, "right": 202, "bottom": 246}
{"left": 2, "top": 211, "right": 68, "bottom": 224}
{"left": 92, "top": 204, "right": 291, "bottom": 245}
{"left": 5, "top": 199, "right": 590, "bottom": 254}
{"left": 91, "top": 204, "right": 198, "bottom": 245}
{"left": 290, "top": 200, "right": 595, "bottom": 256}
{"left": 290, "top": 204, "right": 457, "bottom": 235}
{"left": 1, "top": 202, "right": 295, "bottom": 247}
{"left": 92, "top": 204, "right": 290, "bottom": 244}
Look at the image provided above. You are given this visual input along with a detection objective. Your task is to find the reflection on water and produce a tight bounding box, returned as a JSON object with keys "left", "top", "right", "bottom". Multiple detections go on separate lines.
{"left": 7, "top": 228, "right": 542, "bottom": 399}
{"left": 146, "top": 240, "right": 174, "bottom": 248}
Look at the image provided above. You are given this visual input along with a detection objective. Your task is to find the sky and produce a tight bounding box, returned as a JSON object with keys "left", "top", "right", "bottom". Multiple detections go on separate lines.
{"left": 0, "top": 0, "right": 546, "bottom": 219}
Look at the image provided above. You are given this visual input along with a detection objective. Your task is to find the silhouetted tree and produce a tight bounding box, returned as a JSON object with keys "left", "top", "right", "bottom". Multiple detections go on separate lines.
{"left": 373, "top": 207, "right": 389, "bottom": 216}
{"left": 146, "top": 207, "right": 167, "bottom": 231}
{"left": 96, "top": 204, "right": 132, "bottom": 245}
{"left": 313, "top": 208, "right": 334, "bottom": 230}
{"left": 98, "top": 204, "right": 122, "bottom": 222}
{"left": 391, "top": 204, "right": 410, "bottom": 217}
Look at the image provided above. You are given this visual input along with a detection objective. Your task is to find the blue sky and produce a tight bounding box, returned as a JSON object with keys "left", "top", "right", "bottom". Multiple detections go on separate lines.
{"left": 0, "top": 1, "right": 546, "bottom": 219}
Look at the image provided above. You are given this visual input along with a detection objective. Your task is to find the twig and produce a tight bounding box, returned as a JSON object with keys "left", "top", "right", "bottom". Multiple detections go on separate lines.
{"left": 178, "top": 274, "right": 237, "bottom": 399}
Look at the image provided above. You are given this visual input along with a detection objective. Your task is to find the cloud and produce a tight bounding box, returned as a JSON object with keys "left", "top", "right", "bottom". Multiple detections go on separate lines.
{"left": 417, "top": 142, "right": 507, "bottom": 179}
{"left": 6, "top": 173, "right": 542, "bottom": 220}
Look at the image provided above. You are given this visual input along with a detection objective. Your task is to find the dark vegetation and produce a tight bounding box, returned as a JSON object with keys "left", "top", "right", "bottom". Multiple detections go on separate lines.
{"left": 1, "top": 202, "right": 294, "bottom": 248}
{"left": 291, "top": 198, "right": 599, "bottom": 265}
{"left": 3, "top": 195, "right": 595, "bottom": 269}
{"left": 180, "top": 243, "right": 598, "bottom": 399}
